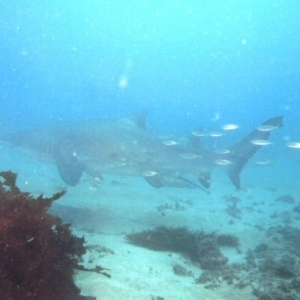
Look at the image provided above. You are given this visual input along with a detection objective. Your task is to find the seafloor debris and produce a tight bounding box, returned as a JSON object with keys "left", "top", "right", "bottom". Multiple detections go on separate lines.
{"left": 127, "top": 223, "right": 300, "bottom": 299}
{"left": 275, "top": 194, "right": 296, "bottom": 204}
{"left": 225, "top": 203, "right": 242, "bottom": 219}
{"left": 172, "top": 264, "right": 194, "bottom": 277}
{"left": 223, "top": 194, "right": 242, "bottom": 219}
{"left": 0, "top": 170, "right": 108, "bottom": 300}
{"left": 223, "top": 194, "right": 241, "bottom": 204}
{"left": 156, "top": 200, "right": 186, "bottom": 216}
{"left": 216, "top": 234, "right": 240, "bottom": 247}
{"left": 195, "top": 225, "right": 300, "bottom": 300}
{"left": 151, "top": 295, "right": 165, "bottom": 300}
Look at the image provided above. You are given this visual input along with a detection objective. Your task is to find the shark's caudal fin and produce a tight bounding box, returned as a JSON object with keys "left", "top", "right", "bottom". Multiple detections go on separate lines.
{"left": 227, "top": 116, "right": 283, "bottom": 188}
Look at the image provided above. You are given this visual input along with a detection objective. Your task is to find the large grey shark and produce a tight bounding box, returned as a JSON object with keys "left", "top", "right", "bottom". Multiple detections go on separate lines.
{"left": 1, "top": 115, "right": 283, "bottom": 190}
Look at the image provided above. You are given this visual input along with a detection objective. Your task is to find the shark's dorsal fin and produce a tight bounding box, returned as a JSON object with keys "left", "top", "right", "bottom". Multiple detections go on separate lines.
{"left": 129, "top": 110, "right": 148, "bottom": 129}
{"left": 120, "top": 110, "right": 149, "bottom": 130}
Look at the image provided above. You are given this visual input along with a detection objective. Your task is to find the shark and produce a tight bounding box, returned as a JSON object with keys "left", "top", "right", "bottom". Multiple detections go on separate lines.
{"left": 1, "top": 114, "right": 283, "bottom": 190}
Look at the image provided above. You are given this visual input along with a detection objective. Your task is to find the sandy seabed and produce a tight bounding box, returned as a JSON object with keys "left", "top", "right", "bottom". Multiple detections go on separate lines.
{"left": 1, "top": 141, "right": 299, "bottom": 300}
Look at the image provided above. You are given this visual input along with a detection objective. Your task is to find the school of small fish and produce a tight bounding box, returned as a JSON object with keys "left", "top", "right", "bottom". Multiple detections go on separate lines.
{"left": 148, "top": 120, "right": 300, "bottom": 179}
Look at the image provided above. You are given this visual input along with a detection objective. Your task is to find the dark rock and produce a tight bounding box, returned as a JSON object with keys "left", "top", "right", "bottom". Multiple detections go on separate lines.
{"left": 275, "top": 194, "right": 295, "bottom": 204}
{"left": 293, "top": 204, "right": 300, "bottom": 214}
{"left": 172, "top": 264, "right": 194, "bottom": 277}
{"left": 196, "top": 235, "right": 228, "bottom": 269}
{"left": 275, "top": 265, "right": 296, "bottom": 279}
{"left": 290, "top": 278, "right": 300, "bottom": 289}
{"left": 217, "top": 234, "right": 240, "bottom": 247}
{"left": 254, "top": 243, "right": 269, "bottom": 253}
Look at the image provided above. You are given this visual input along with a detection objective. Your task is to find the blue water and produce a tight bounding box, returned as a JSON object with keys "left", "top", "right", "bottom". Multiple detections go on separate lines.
{"left": 2, "top": 2, "right": 300, "bottom": 299}
{"left": 1, "top": 0, "right": 300, "bottom": 136}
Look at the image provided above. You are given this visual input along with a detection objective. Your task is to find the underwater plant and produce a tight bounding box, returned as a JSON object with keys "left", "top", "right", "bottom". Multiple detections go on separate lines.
{"left": 0, "top": 171, "right": 99, "bottom": 300}
{"left": 217, "top": 234, "right": 240, "bottom": 248}
{"left": 126, "top": 226, "right": 239, "bottom": 270}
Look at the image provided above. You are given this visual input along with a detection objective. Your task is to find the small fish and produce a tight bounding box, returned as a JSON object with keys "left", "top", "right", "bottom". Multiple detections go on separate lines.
{"left": 255, "top": 159, "right": 273, "bottom": 165}
{"left": 191, "top": 130, "right": 206, "bottom": 137}
{"left": 286, "top": 142, "right": 300, "bottom": 149}
{"left": 142, "top": 170, "right": 158, "bottom": 177}
{"left": 110, "top": 161, "right": 127, "bottom": 167}
{"left": 209, "top": 131, "right": 225, "bottom": 137}
{"left": 118, "top": 157, "right": 128, "bottom": 162}
{"left": 163, "top": 140, "right": 178, "bottom": 146}
{"left": 88, "top": 186, "right": 98, "bottom": 191}
{"left": 251, "top": 139, "right": 272, "bottom": 146}
{"left": 214, "top": 148, "right": 231, "bottom": 154}
{"left": 180, "top": 153, "right": 201, "bottom": 160}
{"left": 221, "top": 124, "right": 239, "bottom": 131}
{"left": 93, "top": 177, "right": 103, "bottom": 182}
{"left": 214, "top": 159, "right": 233, "bottom": 166}
{"left": 256, "top": 125, "right": 277, "bottom": 132}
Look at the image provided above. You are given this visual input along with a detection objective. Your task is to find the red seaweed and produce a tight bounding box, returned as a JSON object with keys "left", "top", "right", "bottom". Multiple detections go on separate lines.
{"left": 0, "top": 171, "right": 96, "bottom": 300}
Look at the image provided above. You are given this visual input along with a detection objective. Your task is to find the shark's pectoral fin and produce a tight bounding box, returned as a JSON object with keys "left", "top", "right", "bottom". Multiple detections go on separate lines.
{"left": 174, "top": 172, "right": 210, "bottom": 193}
{"left": 143, "top": 172, "right": 164, "bottom": 188}
{"left": 55, "top": 150, "right": 85, "bottom": 186}
{"left": 227, "top": 116, "right": 283, "bottom": 189}
{"left": 198, "top": 172, "right": 211, "bottom": 189}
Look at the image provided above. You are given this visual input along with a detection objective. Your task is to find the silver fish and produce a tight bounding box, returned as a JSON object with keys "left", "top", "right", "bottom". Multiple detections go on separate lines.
{"left": 286, "top": 142, "right": 300, "bottom": 149}
{"left": 254, "top": 159, "right": 273, "bottom": 165}
{"left": 191, "top": 130, "right": 206, "bottom": 137}
{"left": 251, "top": 139, "right": 272, "bottom": 146}
{"left": 221, "top": 124, "right": 239, "bottom": 130}
{"left": 214, "top": 159, "right": 233, "bottom": 166}
{"left": 180, "top": 153, "right": 201, "bottom": 160}
{"left": 209, "top": 131, "right": 225, "bottom": 137}
{"left": 163, "top": 140, "right": 178, "bottom": 146}
{"left": 142, "top": 170, "right": 158, "bottom": 177}
{"left": 256, "top": 125, "right": 277, "bottom": 132}
{"left": 214, "top": 148, "right": 231, "bottom": 154}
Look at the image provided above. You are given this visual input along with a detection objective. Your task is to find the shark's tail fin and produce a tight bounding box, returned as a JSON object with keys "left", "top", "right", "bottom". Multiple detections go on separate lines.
{"left": 227, "top": 116, "right": 283, "bottom": 188}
